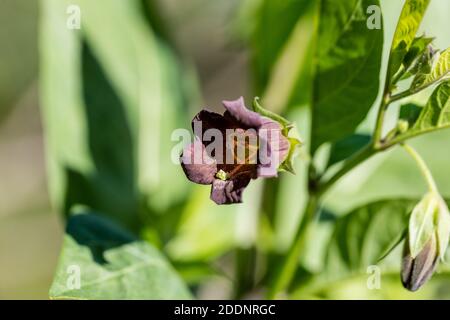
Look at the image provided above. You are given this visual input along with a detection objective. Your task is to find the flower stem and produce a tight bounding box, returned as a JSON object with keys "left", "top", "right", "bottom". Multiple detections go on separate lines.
{"left": 233, "top": 247, "right": 257, "bottom": 299}
{"left": 267, "top": 194, "right": 318, "bottom": 299}
{"left": 401, "top": 143, "right": 438, "bottom": 193}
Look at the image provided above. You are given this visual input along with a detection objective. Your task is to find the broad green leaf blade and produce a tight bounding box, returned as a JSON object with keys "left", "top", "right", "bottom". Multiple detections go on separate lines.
{"left": 399, "top": 103, "right": 423, "bottom": 127}
{"left": 311, "top": 0, "right": 383, "bottom": 152}
{"left": 411, "top": 81, "right": 450, "bottom": 130}
{"left": 327, "top": 134, "right": 371, "bottom": 168}
{"left": 387, "top": 0, "right": 430, "bottom": 85}
{"left": 412, "top": 48, "right": 450, "bottom": 89}
{"left": 241, "top": 0, "right": 314, "bottom": 94}
{"left": 50, "top": 212, "right": 192, "bottom": 299}
{"left": 261, "top": 2, "right": 317, "bottom": 112}
{"left": 324, "top": 199, "right": 415, "bottom": 275}
{"left": 77, "top": 0, "right": 193, "bottom": 213}
{"left": 40, "top": 0, "right": 195, "bottom": 231}
{"left": 393, "top": 81, "right": 450, "bottom": 143}
{"left": 40, "top": 0, "right": 140, "bottom": 230}
{"left": 40, "top": 0, "right": 95, "bottom": 216}
{"left": 291, "top": 200, "right": 416, "bottom": 297}
{"left": 292, "top": 200, "right": 450, "bottom": 298}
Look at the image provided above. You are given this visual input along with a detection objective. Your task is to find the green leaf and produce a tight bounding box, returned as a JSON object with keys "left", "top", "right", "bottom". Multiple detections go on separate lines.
{"left": 323, "top": 199, "right": 415, "bottom": 275}
{"left": 40, "top": 0, "right": 140, "bottom": 230}
{"left": 293, "top": 199, "right": 450, "bottom": 298}
{"left": 392, "top": 81, "right": 450, "bottom": 143}
{"left": 327, "top": 134, "right": 372, "bottom": 168}
{"left": 49, "top": 212, "right": 192, "bottom": 299}
{"left": 290, "top": 200, "right": 416, "bottom": 297}
{"left": 399, "top": 103, "right": 423, "bottom": 127}
{"left": 311, "top": 0, "right": 383, "bottom": 152}
{"left": 237, "top": 0, "right": 317, "bottom": 112}
{"left": 40, "top": 0, "right": 95, "bottom": 218}
{"left": 40, "top": 0, "right": 195, "bottom": 231}
{"left": 411, "top": 48, "right": 450, "bottom": 90}
{"left": 241, "top": 0, "right": 314, "bottom": 94}
{"left": 76, "top": 0, "right": 194, "bottom": 213}
{"left": 387, "top": 0, "right": 430, "bottom": 85}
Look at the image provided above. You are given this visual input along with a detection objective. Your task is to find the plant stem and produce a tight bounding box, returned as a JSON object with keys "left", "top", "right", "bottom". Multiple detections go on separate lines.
{"left": 233, "top": 247, "right": 257, "bottom": 299}
{"left": 389, "top": 78, "right": 446, "bottom": 104}
{"left": 373, "top": 93, "right": 390, "bottom": 146}
{"left": 267, "top": 89, "right": 392, "bottom": 298}
{"left": 265, "top": 22, "right": 444, "bottom": 297}
{"left": 267, "top": 88, "right": 388, "bottom": 299}
{"left": 389, "top": 89, "right": 414, "bottom": 103}
{"left": 317, "top": 143, "right": 377, "bottom": 197}
{"left": 401, "top": 143, "right": 438, "bottom": 193}
{"left": 267, "top": 194, "right": 318, "bottom": 299}
{"left": 264, "top": 12, "right": 448, "bottom": 297}
{"left": 390, "top": 64, "right": 406, "bottom": 85}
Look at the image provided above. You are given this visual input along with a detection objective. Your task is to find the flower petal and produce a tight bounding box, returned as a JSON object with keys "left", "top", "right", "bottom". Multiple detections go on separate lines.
{"left": 257, "top": 118, "right": 290, "bottom": 177}
{"left": 401, "top": 234, "right": 439, "bottom": 291}
{"left": 222, "top": 97, "right": 263, "bottom": 128}
{"left": 191, "top": 109, "right": 225, "bottom": 138}
{"left": 210, "top": 176, "right": 250, "bottom": 205}
{"left": 180, "top": 139, "right": 217, "bottom": 185}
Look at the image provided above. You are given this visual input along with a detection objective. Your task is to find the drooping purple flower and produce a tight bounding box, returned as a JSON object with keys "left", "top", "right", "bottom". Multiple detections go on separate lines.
{"left": 180, "top": 97, "right": 290, "bottom": 205}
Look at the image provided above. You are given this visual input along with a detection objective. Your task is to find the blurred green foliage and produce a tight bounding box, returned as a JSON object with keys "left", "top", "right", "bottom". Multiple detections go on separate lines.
{"left": 1, "top": 0, "right": 449, "bottom": 299}
{"left": 0, "top": 0, "right": 38, "bottom": 121}
{"left": 50, "top": 212, "right": 191, "bottom": 299}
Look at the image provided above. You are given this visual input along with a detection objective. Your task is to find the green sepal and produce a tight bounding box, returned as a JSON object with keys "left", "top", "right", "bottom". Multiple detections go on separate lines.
{"left": 251, "top": 97, "right": 302, "bottom": 175}
{"left": 279, "top": 137, "right": 302, "bottom": 174}
{"left": 252, "top": 97, "right": 292, "bottom": 134}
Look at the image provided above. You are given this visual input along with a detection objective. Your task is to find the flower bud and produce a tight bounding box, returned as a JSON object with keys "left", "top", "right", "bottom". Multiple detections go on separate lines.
{"left": 397, "top": 119, "right": 409, "bottom": 133}
{"left": 401, "top": 234, "right": 438, "bottom": 291}
{"left": 401, "top": 192, "right": 450, "bottom": 291}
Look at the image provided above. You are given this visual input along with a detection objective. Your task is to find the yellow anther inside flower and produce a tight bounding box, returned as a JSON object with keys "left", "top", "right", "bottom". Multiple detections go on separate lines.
{"left": 215, "top": 169, "right": 229, "bottom": 181}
